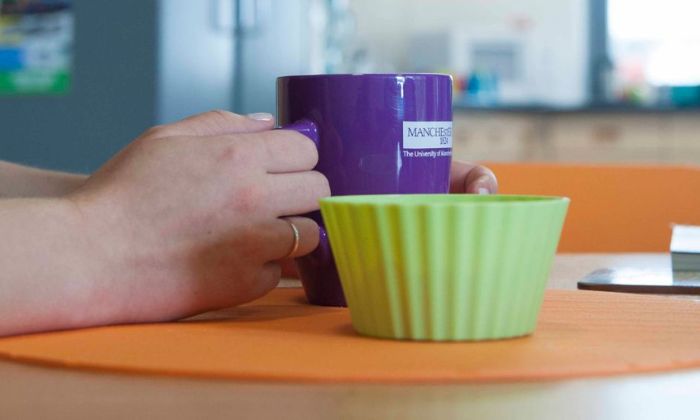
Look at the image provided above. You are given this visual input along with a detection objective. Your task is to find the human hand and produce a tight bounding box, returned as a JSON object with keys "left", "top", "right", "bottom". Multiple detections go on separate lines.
{"left": 449, "top": 161, "right": 498, "bottom": 194}
{"left": 71, "top": 110, "right": 330, "bottom": 322}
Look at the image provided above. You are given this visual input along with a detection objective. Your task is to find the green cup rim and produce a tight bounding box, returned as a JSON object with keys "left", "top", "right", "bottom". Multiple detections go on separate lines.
{"left": 320, "top": 194, "right": 570, "bottom": 207}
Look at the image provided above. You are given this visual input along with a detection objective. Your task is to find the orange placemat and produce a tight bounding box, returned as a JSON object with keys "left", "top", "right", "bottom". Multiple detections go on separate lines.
{"left": 1, "top": 288, "right": 699, "bottom": 383}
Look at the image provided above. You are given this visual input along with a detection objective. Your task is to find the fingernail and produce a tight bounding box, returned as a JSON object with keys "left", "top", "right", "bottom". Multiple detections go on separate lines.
{"left": 474, "top": 175, "right": 493, "bottom": 195}
{"left": 247, "top": 112, "right": 274, "bottom": 121}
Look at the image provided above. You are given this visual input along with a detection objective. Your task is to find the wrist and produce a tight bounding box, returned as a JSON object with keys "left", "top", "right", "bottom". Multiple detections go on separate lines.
{"left": 61, "top": 192, "right": 140, "bottom": 326}
{"left": 58, "top": 173, "right": 89, "bottom": 196}
{"left": 0, "top": 196, "right": 131, "bottom": 335}
{"left": 0, "top": 161, "right": 88, "bottom": 198}
{"left": 67, "top": 187, "right": 182, "bottom": 324}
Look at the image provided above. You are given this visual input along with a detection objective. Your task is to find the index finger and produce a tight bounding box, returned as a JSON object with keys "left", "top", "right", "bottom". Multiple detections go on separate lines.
{"left": 147, "top": 110, "right": 275, "bottom": 139}
{"left": 238, "top": 129, "right": 319, "bottom": 173}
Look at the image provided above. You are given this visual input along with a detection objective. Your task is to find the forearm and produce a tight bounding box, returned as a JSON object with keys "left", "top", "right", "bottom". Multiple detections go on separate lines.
{"left": 0, "top": 161, "right": 87, "bottom": 198}
{"left": 0, "top": 198, "right": 123, "bottom": 336}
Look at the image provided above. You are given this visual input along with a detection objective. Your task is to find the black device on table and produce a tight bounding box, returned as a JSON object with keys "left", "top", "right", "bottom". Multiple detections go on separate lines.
{"left": 579, "top": 225, "right": 700, "bottom": 295}
{"left": 578, "top": 268, "right": 700, "bottom": 295}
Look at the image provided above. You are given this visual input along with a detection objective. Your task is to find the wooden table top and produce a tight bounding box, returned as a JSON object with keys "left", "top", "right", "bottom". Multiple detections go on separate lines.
{"left": 3, "top": 253, "right": 699, "bottom": 420}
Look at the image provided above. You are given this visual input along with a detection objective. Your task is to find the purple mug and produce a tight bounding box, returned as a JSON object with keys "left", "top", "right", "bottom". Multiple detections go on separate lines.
{"left": 277, "top": 74, "right": 453, "bottom": 306}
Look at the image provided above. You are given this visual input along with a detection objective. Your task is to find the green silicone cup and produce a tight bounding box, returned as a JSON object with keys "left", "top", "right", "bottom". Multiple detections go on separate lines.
{"left": 320, "top": 194, "right": 569, "bottom": 341}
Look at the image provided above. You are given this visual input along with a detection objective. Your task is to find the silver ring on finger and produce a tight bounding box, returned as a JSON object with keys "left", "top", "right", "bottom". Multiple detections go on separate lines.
{"left": 282, "top": 218, "right": 301, "bottom": 259}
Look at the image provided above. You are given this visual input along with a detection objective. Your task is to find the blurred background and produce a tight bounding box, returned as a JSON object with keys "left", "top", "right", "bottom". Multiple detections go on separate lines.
{"left": 1, "top": 0, "right": 699, "bottom": 172}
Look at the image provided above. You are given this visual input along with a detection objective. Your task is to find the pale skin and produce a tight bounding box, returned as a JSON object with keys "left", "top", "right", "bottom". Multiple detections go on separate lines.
{"left": 0, "top": 110, "right": 497, "bottom": 337}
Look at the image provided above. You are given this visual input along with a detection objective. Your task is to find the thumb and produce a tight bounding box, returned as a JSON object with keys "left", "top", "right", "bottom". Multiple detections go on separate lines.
{"left": 148, "top": 110, "right": 275, "bottom": 138}
{"left": 449, "top": 161, "right": 498, "bottom": 194}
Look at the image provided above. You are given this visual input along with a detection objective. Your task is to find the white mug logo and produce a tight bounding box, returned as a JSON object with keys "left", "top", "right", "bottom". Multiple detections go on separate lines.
{"left": 403, "top": 121, "right": 452, "bottom": 150}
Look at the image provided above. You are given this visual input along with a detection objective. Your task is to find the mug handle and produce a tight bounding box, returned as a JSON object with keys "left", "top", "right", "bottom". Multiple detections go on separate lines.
{"left": 277, "top": 117, "right": 326, "bottom": 239}
{"left": 277, "top": 119, "right": 346, "bottom": 306}
{"left": 278, "top": 119, "right": 320, "bottom": 149}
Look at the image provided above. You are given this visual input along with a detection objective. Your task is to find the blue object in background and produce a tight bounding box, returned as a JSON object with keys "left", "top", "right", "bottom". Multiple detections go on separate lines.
{"left": 0, "top": 48, "right": 23, "bottom": 71}
{"left": 464, "top": 71, "right": 499, "bottom": 105}
{"left": 670, "top": 86, "right": 700, "bottom": 108}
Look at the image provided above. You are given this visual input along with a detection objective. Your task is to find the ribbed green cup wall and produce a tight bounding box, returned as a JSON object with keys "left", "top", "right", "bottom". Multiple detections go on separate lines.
{"left": 320, "top": 194, "right": 569, "bottom": 341}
